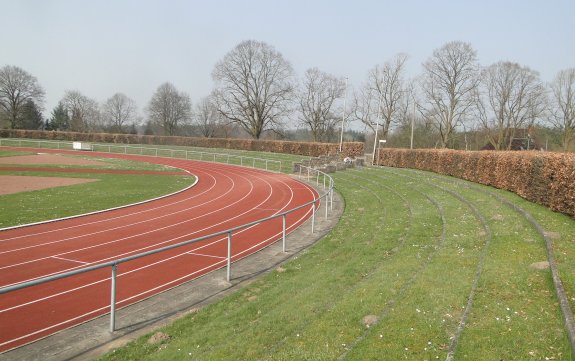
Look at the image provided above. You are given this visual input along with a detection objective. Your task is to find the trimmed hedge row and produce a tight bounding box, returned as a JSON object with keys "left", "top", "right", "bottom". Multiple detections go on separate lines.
{"left": 377, "top": 148, "right": 575, "bottom": 219}
{"left": 0, "top": 129, "right": 364, "bottom": 158}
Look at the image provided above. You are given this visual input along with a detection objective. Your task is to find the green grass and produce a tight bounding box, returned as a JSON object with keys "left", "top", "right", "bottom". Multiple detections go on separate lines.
{"left": 0, "top": 149, "right": 36, "bottom": 157}
{"left": 97, "top": 166, "right": 575, "bottom": 361}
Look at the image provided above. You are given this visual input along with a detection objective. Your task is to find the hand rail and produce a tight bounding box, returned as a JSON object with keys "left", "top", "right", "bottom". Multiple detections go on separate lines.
{"left": 0, "top": 138, "right": 283, "bottom": 172}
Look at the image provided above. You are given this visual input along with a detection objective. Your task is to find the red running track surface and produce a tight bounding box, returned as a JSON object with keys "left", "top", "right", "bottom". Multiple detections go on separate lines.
{"left": 0, "top": 148, "right": 319, "bottom": 352}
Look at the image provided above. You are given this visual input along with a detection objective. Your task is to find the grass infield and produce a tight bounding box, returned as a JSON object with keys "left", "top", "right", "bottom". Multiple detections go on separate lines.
{"left": 0, "top": 150, "right": 195, "bottom": 228}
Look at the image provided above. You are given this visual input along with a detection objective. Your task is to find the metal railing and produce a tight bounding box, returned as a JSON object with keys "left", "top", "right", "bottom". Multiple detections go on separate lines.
{"left": 0, "top": 141, "right": 334, "bottom": 334}
{"left": 0, "top": 138, "right": 283, "bottom": 173}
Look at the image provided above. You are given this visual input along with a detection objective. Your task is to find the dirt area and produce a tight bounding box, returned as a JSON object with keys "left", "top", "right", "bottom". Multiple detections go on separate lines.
{"left": 0, "top": 153, "right": 103, "bottom": 195}
{"left": 0, "top": 153, "right": 108, "bottom": 166}
{"left": 0, "top": 176, "right": 97, "bottom": 195}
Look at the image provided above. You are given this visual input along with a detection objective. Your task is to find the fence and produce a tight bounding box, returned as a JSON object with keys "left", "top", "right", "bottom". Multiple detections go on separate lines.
{"left": 0, "top": 138, "right": 283, "bottom": 173}
{"left": 0, "top": 140, "right": 334, "bottom": 334}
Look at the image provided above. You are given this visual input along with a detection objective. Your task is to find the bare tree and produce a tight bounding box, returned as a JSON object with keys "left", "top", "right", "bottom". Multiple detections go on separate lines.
{"left": 477, "top": 61, "right": 547, "bottom": 150}
{"left": 61, "top": 90, "right": 101, "bottom": 132}
{"left": 0, "top": 65, "right": 45, "bottom": 129}
{"left": 298, "top": 68, "right": 345, "bottom": 142}
{"left": 421, "top": 41, "right": 480, "bottom": 148}
{"left": 102, "top": 93, "right": 137, "bottom": 133}
{"left": 194, "top": 95, "right": 222, "bottom": 138}
{"left": 212, "top": 40, "right": 295, "bottom": 139}
{"left": 351, "top": 85, "right": 378, "bottom": 133}
{"left": 147, "top": 82, "right": 192, "bottom": 136}
{"left": 373, "top": 54, "right": 409, "bottom": 140}
{"left": 549, "top": 68, "right": 575, "bottom": 151}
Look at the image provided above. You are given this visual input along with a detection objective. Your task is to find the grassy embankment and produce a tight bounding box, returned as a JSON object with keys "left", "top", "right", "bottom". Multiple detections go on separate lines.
{"left": 98, "top": 162, "right": 575, "bottom": 360}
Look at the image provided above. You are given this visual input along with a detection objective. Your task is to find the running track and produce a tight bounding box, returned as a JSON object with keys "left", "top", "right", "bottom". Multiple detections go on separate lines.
{"left": 0, "top": 148, "right": 319, "bottom": 352}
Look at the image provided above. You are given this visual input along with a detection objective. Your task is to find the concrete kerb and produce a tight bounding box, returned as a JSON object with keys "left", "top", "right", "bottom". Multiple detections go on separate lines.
{"left": 0, "top": 182, "right": 344, "bottom": 361}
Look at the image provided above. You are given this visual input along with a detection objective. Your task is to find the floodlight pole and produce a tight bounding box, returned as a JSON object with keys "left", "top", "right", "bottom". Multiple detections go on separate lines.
{"left": 339, "top": 77, "right": 348, "bottom": 153}
{"left": 372, "top": 90, "right": 383, "bottom": 165}
{"left": 410, "top": 101, "right": 415, "bottom": 149}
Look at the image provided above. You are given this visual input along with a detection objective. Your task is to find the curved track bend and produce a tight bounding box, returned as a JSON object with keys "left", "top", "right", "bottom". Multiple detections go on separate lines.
{"left": 0, "top": 149, "right": 318, "bottom": 352}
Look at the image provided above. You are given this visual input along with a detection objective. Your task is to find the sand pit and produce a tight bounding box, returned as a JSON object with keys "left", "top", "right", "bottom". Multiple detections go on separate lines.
{"left": 0, "top": 153, "right": 104, "bottom": 195}
{"left": 0, "top": 175, "right": 98, "bottom": 195}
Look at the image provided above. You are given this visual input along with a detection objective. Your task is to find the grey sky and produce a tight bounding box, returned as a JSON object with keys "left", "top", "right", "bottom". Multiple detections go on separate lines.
{"left": 2, "top": 0, "right": 573, "bottom": 125}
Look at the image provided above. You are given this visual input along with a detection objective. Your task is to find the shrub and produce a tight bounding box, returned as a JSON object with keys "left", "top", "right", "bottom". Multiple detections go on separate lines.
{"left": 376, "top": 148, "right": 575, "bottom": 219}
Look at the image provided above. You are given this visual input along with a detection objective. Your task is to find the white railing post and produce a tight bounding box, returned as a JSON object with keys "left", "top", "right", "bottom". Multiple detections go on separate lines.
{"left": 311, "top": 201, "right": 315, "bottom": 233}
{"left": 330, "top": 186, "right": 334, "bottom": 211}
{"left": 110, "top": 264, "right": 117, "bottom": 332}
{"left": 226, "top": 232, "right": 232, "bottom": 282}
{"left": 282, "top": 214, "right": 287, "bottom": 252}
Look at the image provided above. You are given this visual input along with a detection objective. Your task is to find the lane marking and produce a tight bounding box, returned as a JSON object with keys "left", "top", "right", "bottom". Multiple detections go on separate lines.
{"left": 186, "top": 252, "right": 226, "bottom": 260}
{"left": 51, "top": 256, "right": 89, "bottom": 265}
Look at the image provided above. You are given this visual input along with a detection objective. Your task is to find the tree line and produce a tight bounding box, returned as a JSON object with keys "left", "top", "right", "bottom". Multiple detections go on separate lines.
{"left": 1, "top": 40, "right": 574, "bottom": 151}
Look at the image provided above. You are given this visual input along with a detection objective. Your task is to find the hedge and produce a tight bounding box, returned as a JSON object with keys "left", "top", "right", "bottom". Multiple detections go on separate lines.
{"left": 0, "top": 130, "right": 364, "bottom": 159}
{"left": 376, "top": 148, "right": 575, "bottom": 219}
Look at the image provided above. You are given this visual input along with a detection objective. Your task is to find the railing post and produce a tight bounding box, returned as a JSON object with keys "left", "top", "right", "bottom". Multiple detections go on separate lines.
{"left": 311, "top": 200, "right": 315, "bottom": 233}
{"left": 110, "top": 264, "right": 117, "bottom": 332}
{"left": 227, "top": 232, "right": 232, "bottom": 282}
{"left": 265, "top": 160, "right": 268, "bottom": 171}
{"left": 316, "top": 171, "right": 319, "bottom": 186}
{"left": 227, "top": 154, "right": 230, "bottom": 164}
{"left": 307, "top": 167, "right": 310, "bottom": 180}
{"left": 330, "top": 186, "right": 334, "bottom": 211}
{"left": 241, "top": 157, "right": 243, "bottom": 166}
{"left": 325, "top": 195, "right": 329, "bottom": 219}
{"left": 282, "top": 214, "right": 287, "bottom": 252}
{"left": 213, "top": 154, "right": 216, "bottom": 162}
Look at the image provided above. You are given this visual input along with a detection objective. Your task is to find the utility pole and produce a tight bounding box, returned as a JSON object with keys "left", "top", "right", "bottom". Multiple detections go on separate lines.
{"left": 372, "top": 90, "right": 383, "bottom": 164}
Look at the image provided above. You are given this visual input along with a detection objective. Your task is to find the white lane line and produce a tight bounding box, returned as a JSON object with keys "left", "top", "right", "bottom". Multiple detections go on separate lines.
{"left": 51, "top": 256, "right": 89, "bottom": 265}
{"left": 186, "top": 252, "right": 227, "bottom": 260}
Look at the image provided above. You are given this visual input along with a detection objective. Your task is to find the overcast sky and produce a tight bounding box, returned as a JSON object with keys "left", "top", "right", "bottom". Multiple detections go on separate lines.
{"left": 2, "top": 0, "right": 574, "bottom": 123}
